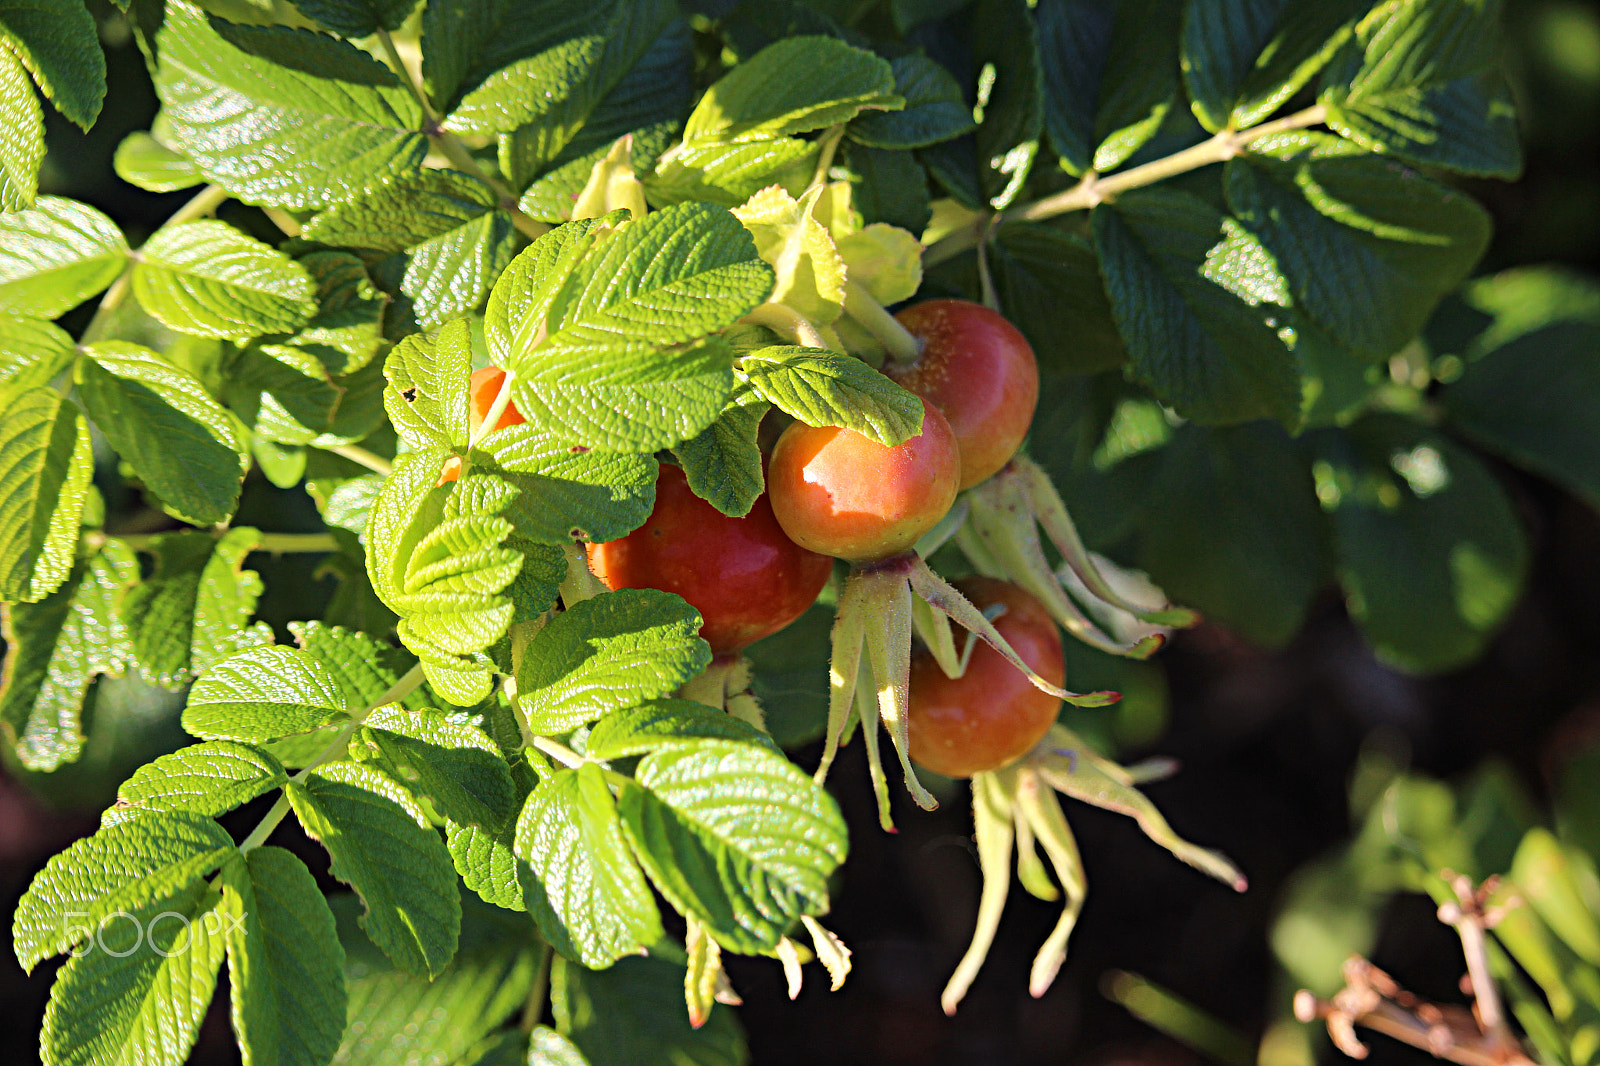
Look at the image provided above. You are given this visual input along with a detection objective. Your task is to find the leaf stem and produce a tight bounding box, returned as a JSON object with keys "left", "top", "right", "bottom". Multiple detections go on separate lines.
{"left": 237, "top": 662, "right": 427, "bottom": 852}
{"left": 843, "top": 279, "right": 921, "bottom": 364}
{"left": 325, "top": 442, "right": 394, "bottom": 475}
{"left": 921, "top": 104, "right": 1328, "bottom": 266}
{"left": 85, "top": 530, "right": 339, "bottom": 553}
{"left": 530, "top": 735, "right": 586, "bottom": 768}
{"left": 741, "top": 303, "right": 829, "bottom": 350}
{"left": 167, "top": 183, "right": 232, "bottom": 226}
{"left": 809, "top": 125, "right": 846, "bottom": 191}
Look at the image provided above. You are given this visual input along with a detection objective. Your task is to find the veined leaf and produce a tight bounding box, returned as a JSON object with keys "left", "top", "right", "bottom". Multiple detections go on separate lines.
{"left": 738, "top": 346, "right": 923, "bottom": 446}
{"left": 331, "top": 894, "right": 541, "bottom": 1066}
{"left": 551, "top": 953, "right": 747, "bottom": 1066}
{"left": 39, "top": 882, "right": 228, "bottom": 1066}
{"left": 1319, "top": 0, "right": 1520, "bottom": 177}
{"left": 494, "top": 203, "right": 771, "bottom": 453}
{"left": 849, "top": 55, "right": 975, "bottom": 150}
{"left": 1092, "top": 188, "right": 1301, "bottom": 426}
{"left": 0, "top": 196, "right": 127, "bottom": 317}
{"left": 585, "top": 699, "right": 779, "bottom": 761}
{"left": 671, "top": 392, "right": 768, "bottom": 519}
{"left": 287, "top": 760, "right": 461, "bottom": 977}
{"left": 360, "top": 705, "right": 515, "bottom": 830}
{"left": 119, "top": 528, "right": 267, "bottom": 688}
{"left": 183, "top": 644, "right": 351, "bottom": 742}
{"left": 733, "top": 185, "right": 847, "bottom": 326}
{"left": 288, "top": 0, "right": 418, "bottom": 38}
{"left": 1315, "top": 414, "right": 1528, "bottom": 674}
{"left": 383, "top": 314, "right": 473, "bottom": 449}
{"left": 1035, "top": 0, "right": 1114, "bottom": 176}
{"left": 220, "top": 847, "right": 348, "bottom": 1066}
{"left": 515, "top": 588, "right": 710, "bottom": 735}
{"left": 12, "top": 811, "right": 236, "bottom": 972}
{"left": 115, "top": 741, "right": 287, "bottom": 819}
{"left": 0, "top": 387, "right": 92, "bottom": 603}
{"left": 113, "top": 129, "right": 203, "bottom": 193}
{"left": 448, "top": 820, "right": 533, "bottom": 912}
{"left": 843, "top": 143, "right": 931, "bottom": 235}
{"left": 0, "top": 313, "right": 76, "bottom": 391}
{"left": 155, "top": 1, "right": 428, "bottom": 209}
{"left": 289, "top": 620, "right": 420, "bottom": 711}
{"left": 1182, "top": 0, "right": 1366, "bottom": 132}
{"left": 280, "top": 250, "right": 387, "bottom": 374}
{"left": 303, "top": 169, "right": 514, "bottom": 330}
{"left": 1094, "top": 0, "right": 1181, "bottom": 172}
{"left": 618, "top": 739, "right": 847, "bottom": 954}
{"left": 131, "top": 220, "right": 317, "bottom": 340}
{"left": 481, "top": 424, "right": 658, "bottom": 543}
{"left": 514, "top": 762, "right": 663, "bottom": 968}
{"left": 971, "top": 0, "right": 1043, "bottom": 208}
{"left": 423, "top": 0, "right": 605, "bottom": 110}
{"left": 1227, "top": 132, "right": 1492, "bottom": 359}
{"left": 686, "top": 35, "right": 898, "bottom": 142}
{"left": 0, "top": 0, "right": 105, "bottom": 129}
{"left": 529, "top": 1027, "right": 592, "bottom": 1066}
{"left": 0, "top": 41, "right": 43, "bottom": 211}
{"left": 78, "top": 342, "right": 251, "bottom": 526}
{"left": 1, "top": 542, "right": 137, "bottom": 770}
{"left": 444, "top": 32, "right": 606, "bottom": 136}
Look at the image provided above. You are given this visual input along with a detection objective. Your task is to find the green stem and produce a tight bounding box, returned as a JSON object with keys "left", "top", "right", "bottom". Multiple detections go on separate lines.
{"left": 843, "top": 279, "right": 921, "bottom": 364}
{"left": 921, "top": 104, "right": 1329, "bottom": 265}
{"left": 87, "top": 531, "right": 340, "bottom": 553}
{"left": 741, "top": 303, "right": 828, "bottom": 350}
{"left": 809, "top": 125, "right": 846, "bottom": 191}
{"left": 238, "top": 662, "right": 427, "bottom": 852}
{"left": 167, "top": 183, "right": 232, "bottom": 226}
{"left": 530, "top": 735, "right": 586, "bottom": 768}
{"left": 326, "top": 442, "right": 394, "bottom": 476}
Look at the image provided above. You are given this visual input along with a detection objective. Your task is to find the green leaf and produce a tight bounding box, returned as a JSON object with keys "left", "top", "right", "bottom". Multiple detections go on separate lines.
{"left": 0, "top": 196, "right": 127, "bottom": 317}
{"left": 131, "top": 220, "right": 316, "bottom": 340}
{"left": 514, "top": 762, "right": 663, "bottom": 967}
{"left": 1094, "top": 0, "right": 1182, "bottom": 171}
{"left": 39, "top": 882, "right": 228, "bottom": 1066}
{"left": 220, "top": 846, "right": 348, "bottom": 1066}
{"left": 492, "top": 204, "right": 770, "bottom": 453}
{"left": 290, "top": 619, "right": 418, "bottom": 711}
{"left": 849, "top": 55, "right": 976, "bottom": 149}
{"left": 382, "top": 319, "right": 471, "bottom": 450}
{"left": 732, "top": 184, "right": 847, "bottom": 326}
{"left": 280, "top": 250, "right": 387, "bottom": 374}
{"left": 842, "top": 144, "right": 931, "bottom": 236}
{"left": 360, "top": 705, "right": 515, "bottom": 829}
{"left": 1092, "top": 188, "right": 1301, "bottom": 426}
{"left": 0, "top": 41, "right": 43, "bottom": 211}
{"left": 1035, "top": 0, "right": 1113, "bottom": 176}
{"left": 551, "top": 953, "right": 748, "bottom": 1066}
{"left": 289, "top": 0, "right": 418, "bottom": 38}
{"left": 586, "top": 699, "right": 779, "bottom": 761}
{"left": 482, "top": 424, "right": 659, "bottom": 543}
{"left": 119, "top": 528, "right": 267, "bottom": 688}
{"left": 617, "top": 739, "right": 846, "bottom": 954}
{"left": 444, "top": 33, "right": 606, "bottom": 136}
{"left": 0, "top": 387, "right": 93, "bottom": 603}
{"left": 1226, "top": 132, "right": 1492, "bottom": 360}
{"left": 684, "top": 35, "right": 898, "bottom": 142}
{"left": 13, "top": 811, "right": 236, "bottom": 972}
{"left": 1319, "top": 0, "right": 1520, "bottom": 178}
{"left": 303, "top": 170, "right": 514, "bottom": 330}
{"left": 1315, "top": 414, "right": 1527, "bottom": 674}
{"left": 155, "top": 1, "right": 428, "bottom": 209}
{"left": 423, "top": 0, "right": 601, "bottom": 110}
{"left": 738, "top": 346, "right": 923, "bottom": 446}
{"left": 1, "top": 541, "right": 136, "bottom": 770}
{"left": 287, "top": 760, "right": 461, "bottom": 976}
{"left": 113, "top": 130, "right": 203, "bottom": 193}
{"left": 183, "top": 644, "right": 351, "bottom": 742}
{"left": 515, "top": 588, "right": 711, "bottom": 735}
{"left": 1182, "top": 0, "right": 1366, "bottom": 132}
{"left": 1441, "top": 269, "right": 1600, "bottom": 508}
{"left": 1136, "top": 422, "right": 1329, "bottom": 647}
{"left": 364, "top": 452, "right": 521, "bottom": 692}
{"left": 116, "top": 741, "right": 287, "bottom": 819}
{"left": 0, "top": 314, "right": 73, "bottom": 391}
{"left": 78, "top": 342, "right": 251, "bottom": 525}
{"left": 0, "top": 0, "right": 105, "bottom": 129}
{"left": 529, "top": 1027, "right": 593, "bottom": 1066}
{"left": 971, "top": 0, "right": 1043, "bottom": 208}
{"left": 331, "top": 895, "right": 541, "bottom": 1066}
{"left": 447, "top": 820, "right": 533, "bottom": 912}
{"left": 671, "top": 394, "right": 768, "bottom": 519}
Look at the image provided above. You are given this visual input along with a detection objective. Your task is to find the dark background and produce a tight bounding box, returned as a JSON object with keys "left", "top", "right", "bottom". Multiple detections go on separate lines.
{"left": 4, "top": 2, "right": 1600, "bottom": 1064}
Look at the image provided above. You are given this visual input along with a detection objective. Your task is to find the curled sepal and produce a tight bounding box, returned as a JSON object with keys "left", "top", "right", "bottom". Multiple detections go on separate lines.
{"left": 573, "top": 135, "right": 647, "bottom": 223}
{"left": 854, "top": 676, "right": 894, "bottom": 832}
{"left": 907, "top": 554, "right": 1118, "bottom": 707}
{"left": 1012, "top": 770, "right": 1086, "bottom": 999}
{"left": 814, "top": 573, "right": 870, "bottom": 785}
{"left": 940, "top": 767, "right": 1019, "bottom": 1015}
{"left": 1013, "top": 456, "right": 1199, "bottom": 629}
{"left": 684, "top": 915, "right": 725, "bottom": 1030}
{"left": 801, "top": 916, "right": 852, "bottom": 992}
{"left": 861, "top": 565, "right": 937, "bottom": 813}
{"left": 775, "top": 936, "right": 806, "bottom": 1000}
{"left": 676, "top": 653, "right": 767, "bottom": 734}
{"left": 1032, "top": 724, "right": 1247, "bottom": 893}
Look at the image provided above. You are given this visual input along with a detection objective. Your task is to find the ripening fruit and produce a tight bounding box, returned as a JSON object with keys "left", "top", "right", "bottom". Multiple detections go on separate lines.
{"left": 586, "top": 464, "right": 833, "bottom": 655}
{"left": 439, "top": 366, "right": 526, "bottom": 483}
{"left": 886, "top": 300, "right": 1039, "bottom": 490}
{"left": 766, "top": 396, "right": 960, "bottom": 563}
{"left": 907, "top": 577, "right": 1064, "bottom": 777}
